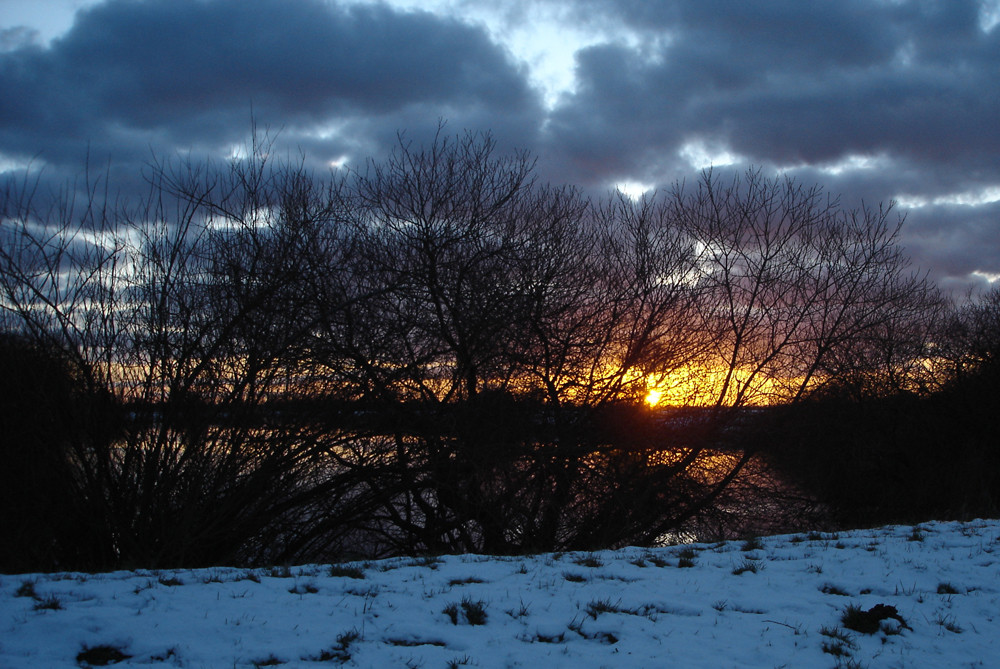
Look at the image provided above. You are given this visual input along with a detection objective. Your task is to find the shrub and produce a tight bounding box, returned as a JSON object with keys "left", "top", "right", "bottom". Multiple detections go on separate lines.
{"left": 841, "top": 603, "right": 907, "bottom": 635}
{"left": 76, "top": 644, "right": 131, "bottom": 666}
{"left": 0, "top": 336, "right": 117, "bottom": 574}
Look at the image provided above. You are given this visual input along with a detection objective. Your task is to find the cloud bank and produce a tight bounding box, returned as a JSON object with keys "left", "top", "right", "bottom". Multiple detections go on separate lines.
{"left": 2, "top": 0, "right": 998, "bottom": 291}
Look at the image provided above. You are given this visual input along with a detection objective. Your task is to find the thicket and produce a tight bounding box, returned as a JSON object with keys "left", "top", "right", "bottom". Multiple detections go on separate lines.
{"left": 765, "top": 286, "right": 1000, "bottom": 527}
{"left": 0, "top": 127, "right": 981, "bottom": 572}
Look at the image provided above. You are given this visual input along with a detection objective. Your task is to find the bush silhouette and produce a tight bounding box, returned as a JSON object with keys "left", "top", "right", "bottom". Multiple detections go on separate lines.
{"left": 0, "top": 335, "right": 117, "bottom": 572}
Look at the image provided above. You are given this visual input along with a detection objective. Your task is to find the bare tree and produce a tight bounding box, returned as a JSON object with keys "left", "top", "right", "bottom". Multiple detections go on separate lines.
{"left": 670, "top": 168, "right": 943, "bottom": 405}
{"left": 328, "top": 132, "right": 736, "bottom": 553}
{"left": 0, "top": 133, "right": 384, "bottom": 569}
{"left": 1, "top": 130, "right": 953, "bottom": 569}
{"left": 317, "top": 128, "right": 542, "bottom": 554}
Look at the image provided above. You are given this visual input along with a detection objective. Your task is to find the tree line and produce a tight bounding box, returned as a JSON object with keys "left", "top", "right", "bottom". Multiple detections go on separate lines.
{"left": 0, "top": 127, "right": 992, "bottom": 573}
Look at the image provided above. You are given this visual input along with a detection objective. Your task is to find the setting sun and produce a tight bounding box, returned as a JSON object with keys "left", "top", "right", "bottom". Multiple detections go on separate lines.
{"left": 644, "top": 388, "right": 663, "bottom": 406}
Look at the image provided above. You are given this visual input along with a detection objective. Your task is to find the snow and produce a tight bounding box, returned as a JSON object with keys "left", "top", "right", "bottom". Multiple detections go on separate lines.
{"left": 3, "top": 520, "right": 1000, "bottom": 668}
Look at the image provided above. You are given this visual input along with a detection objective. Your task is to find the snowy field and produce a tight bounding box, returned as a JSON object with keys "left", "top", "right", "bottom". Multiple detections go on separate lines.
{"left": 3, "top": 520, "right": 1000, "bottom": 668}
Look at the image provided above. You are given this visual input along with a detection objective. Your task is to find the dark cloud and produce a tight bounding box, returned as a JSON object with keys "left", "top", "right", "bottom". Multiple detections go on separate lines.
{"left": 904, "top": 201, "right": 1000, "bottom": 292}
{"left": 1, "top": 0, "right": 998, "bottom": 292}
{"left": 533, "top": 0, "right": 1000, "bottom": 291}
{"left": 0, "top": 0, "right": 541, "bottom": 171}
{"left": 545, "top": 0, "right": 1000, "bottom": 173}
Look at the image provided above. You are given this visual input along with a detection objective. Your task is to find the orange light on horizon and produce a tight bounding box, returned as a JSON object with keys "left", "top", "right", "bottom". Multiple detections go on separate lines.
{"left": 642, "top": 365, "right": 798, "bottom": 408}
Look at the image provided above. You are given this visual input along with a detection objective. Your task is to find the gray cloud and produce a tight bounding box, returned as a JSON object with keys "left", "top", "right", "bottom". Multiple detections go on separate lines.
{"left": 544, "top": 0, "right": 1000, "bottom": 173}
{"left": 532, "top": 0, "right": 1000, "bottom": 291}
{"left": 0, "top": 0, "right": 541, "bottom": 170}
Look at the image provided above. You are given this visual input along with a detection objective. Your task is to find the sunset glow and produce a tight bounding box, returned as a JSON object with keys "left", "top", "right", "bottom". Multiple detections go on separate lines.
{"left": 644, "top": 388, "right": 663, "bottom": 406}
{"left": 642, "top": 366, "right": 803, "bottom": 409}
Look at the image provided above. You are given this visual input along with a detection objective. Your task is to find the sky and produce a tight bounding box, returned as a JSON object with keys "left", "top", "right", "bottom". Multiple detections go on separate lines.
{"left": 1, "top": 0, "right": 999, "bottom": 294}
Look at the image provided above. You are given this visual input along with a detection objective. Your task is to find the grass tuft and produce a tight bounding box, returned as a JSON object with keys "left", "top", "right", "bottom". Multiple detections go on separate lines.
{"left": 15, "top": 580, "right": 37, "bottom": 598}
{"left": 732, "top": 558, "right": 764, "bottom": 575}
{"left": 444, "top": 602, "right": 460, "bottom": 625}
{"left": 676, "top": 547, "right": 698, "bottom": 568}
{"left": 329, "top": 564, "right": 366, "bottom": 579}
{"left": 388, "top": 638, "right": 446, "bottom": 647}
{"left": 149, "top": 648, "right": 178, "bottom": 662}
{"left": 408, "top": 556, "right": 444, "bottom": 570}
{"left": 573, "top": 554, "right": 603, "bottom": 568}
{"left": 305, "top": 628, "right": 360, "bottom": 663}
{"left": 821, "top": 584, "right": 851, "bottom": 596}
{"left": 505, "top": 599, "right": 531, "bottom": 619}
{"left": 337, "top": 628, "right": 361, "bottom": 647}
{"left": 647, "top": 554, "right": 670, "bottom": 568}
{"left": 444, "top": 598, "right": 488, "bottom": 625}
{"left": 819, "top": 626, "right": 856, "bottom": 645}
{"left": 461, "top": 597, "right": 488, "bottom": 625}
{"left": 33, "top": 595, "right": 62, "bottom": 611}
{"left": 821, "top": 640, "right": 852, "bottom": 658}
{"left": 531, "top": 631, "right": 565, "bottom": 644}
{"left": 288, "top": 582, "right": 318, "bottom": 595}
{"left": 934, "top": 613, "right": 963, "bottom": 633}
{"left": 585, "top": 597, "right": 623, "bottom": 619}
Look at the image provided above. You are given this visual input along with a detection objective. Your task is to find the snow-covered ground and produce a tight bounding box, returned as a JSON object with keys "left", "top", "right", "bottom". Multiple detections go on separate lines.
{"left": 3, "top": 520, "right": 999, "bottom": 668}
